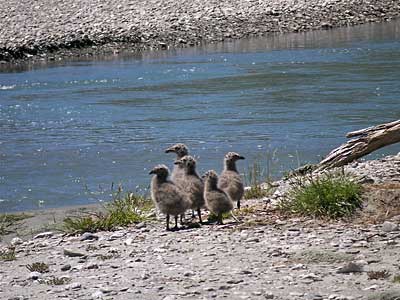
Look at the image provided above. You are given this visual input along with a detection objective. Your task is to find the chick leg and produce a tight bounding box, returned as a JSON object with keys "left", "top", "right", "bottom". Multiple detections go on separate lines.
{"left": 197, "top": 208, "right": 203, "bottom": 224}
{"left": 166, "top": 214, "right": 170, "bottom": 231}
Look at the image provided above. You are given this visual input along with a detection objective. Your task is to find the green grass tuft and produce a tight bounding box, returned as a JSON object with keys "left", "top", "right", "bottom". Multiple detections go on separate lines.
{"left": 244, "top": 185, "right": 271, "bottom": 200}
{"left": 63, "top": 191, "right": 154, "bottom": 233}
{"left": 207, "top": 212, "right": 231, "bottom": 223}
{"left": 393, "top": 275, "right": 400, "bottom": 283}
{"left": 244, "top": 151, "right": 277, "bottom": 199}
{"left": 0, "top": 248, "right": 16, "bottom": 261}
{"left": 0, "top": 213, "right": 33, "bottom": 236}
{"left": 26, "top": 262, "right": 50, "bottom": 273}
{"left": 279, "top": 172, "right": 362, "bottom": 219}
{"left": 42, "top": 277, "right": 71, "bottom": 285}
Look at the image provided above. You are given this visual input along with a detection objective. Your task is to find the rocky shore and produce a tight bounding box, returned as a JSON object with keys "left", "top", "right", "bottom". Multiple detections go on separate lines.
{"left": 1, "top": 154, "right": 400, "bottom": 299}
{"left": 0, "top": 0, "right": 399, "bottom": 62}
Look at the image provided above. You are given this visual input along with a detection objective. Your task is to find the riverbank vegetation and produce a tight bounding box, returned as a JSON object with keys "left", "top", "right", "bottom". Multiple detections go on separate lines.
{"left": 278, "top": 172, "right": 363, "bottom": 219}
{"left": 63, "top": 189, "right": 153, "bottom": 234}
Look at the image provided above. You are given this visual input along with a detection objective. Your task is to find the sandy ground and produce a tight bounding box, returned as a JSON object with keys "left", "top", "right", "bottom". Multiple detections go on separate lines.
{"left": 1, "top": 197, "right": 400, "bottom": 300}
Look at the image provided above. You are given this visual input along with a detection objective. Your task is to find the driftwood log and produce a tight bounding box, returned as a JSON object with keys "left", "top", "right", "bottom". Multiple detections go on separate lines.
{"left": 318, "top": 119, "right": 400, "bottom": 170}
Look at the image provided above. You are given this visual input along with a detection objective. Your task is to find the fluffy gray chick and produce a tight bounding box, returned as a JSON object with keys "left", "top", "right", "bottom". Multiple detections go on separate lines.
{"left": 218, "top": 152, "right": 245, "bottom": 209}
{"left": 165, "top": 143, "right": 189, "bottom": 182}
{"left": 174, "top": 155, "right": 205, "bottom": 223}
{"left": 149, "top": 164, "right": 190, "bottom": 231}
{"left": 203, "top": 170, "right": 233, "bottom": 225}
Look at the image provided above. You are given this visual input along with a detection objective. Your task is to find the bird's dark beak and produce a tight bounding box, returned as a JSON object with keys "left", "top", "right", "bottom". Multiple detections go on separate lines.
{"left": 149, "top": 170, "right": 155, "bottom": 175}
{"left": 173, "top": 160, "right": 181, "bottom": 165}
{"left": 238, "top": 156, "right": 245, "bottom": 160}
{"left": 165, "top": 146, "right": 175, "bottom": 153}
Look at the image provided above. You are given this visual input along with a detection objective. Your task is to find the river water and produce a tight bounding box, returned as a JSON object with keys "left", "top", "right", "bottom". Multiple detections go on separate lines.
{"left": 1, "top": 20, "right": 400, "bottom": 212}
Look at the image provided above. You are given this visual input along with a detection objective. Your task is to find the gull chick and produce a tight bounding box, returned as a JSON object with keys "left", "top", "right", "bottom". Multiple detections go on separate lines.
{"left": 218, "top": 152, "right": 245, "bottom": 209}
{"left": 203, "top": 170, "right": 233, "bottom": 225}
{"left": 149, "top": 164, "right": 190, "bottom": 231}
{"left": 174, "top": 155, "right": 205, "bottom": 223}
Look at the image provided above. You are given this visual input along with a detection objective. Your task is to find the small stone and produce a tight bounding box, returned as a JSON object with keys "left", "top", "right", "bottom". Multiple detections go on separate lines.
{"left": 63, "top": 248, "right": 87, "bottom": 257}
{"left": 336, "top": 262, "right": 364, "bottom": 273}
{"left": 28, "top": 272, "right": 42, "bottom": 280}
{"left": 265, "top": 293, "right": 274, "bottom": 299}
{"left": 10, "top": 237, "right": 23, "bottom": 246}
{"left": 136, "top": 222, "right": 146, "bottom": 229}
{"left": 61, "top": 264, "right": 72, "bottom": 271}
{"left": 34, "top": 232, "right": 53, "bottom": 239}
{"left": 80, "top": 232, "right": 99, "bottom": 241}
{"left": 86, "top": 263, "right": 99, "bottom": 270}
{"left": 363, "top": 285, "right": 378, "bottom": 290}
{"left": 67, "top": 282, "right": 81, "bottom": 290}
{"left": 91, "top": 290, "right": 104, "bottom": 299}
{"left": 162, "top": 296, "right": 176, "bottom": 300}
{"left": 382, "top": 221, "right": 399, "bottom": 232}
{"left": 124, "top": 238, "right": 133, "bottom": 246}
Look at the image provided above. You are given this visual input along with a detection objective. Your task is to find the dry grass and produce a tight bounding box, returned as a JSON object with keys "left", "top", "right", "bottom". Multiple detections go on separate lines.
{"left": 359, "top": 183, "right": 400, "bottom": 223}
{"left": 367, "top": 270, "right": 391, "bottom": 280}
{"left": 26, "top": 262, "right": 50, "bottom": 273}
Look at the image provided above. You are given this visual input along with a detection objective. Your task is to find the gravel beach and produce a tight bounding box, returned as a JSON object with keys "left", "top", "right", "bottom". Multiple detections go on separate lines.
{"left": 1, "top": 154, "right": 400, "bottom": 299}
{"left": 0, "top": 0, "right": 399, "bottom": 62}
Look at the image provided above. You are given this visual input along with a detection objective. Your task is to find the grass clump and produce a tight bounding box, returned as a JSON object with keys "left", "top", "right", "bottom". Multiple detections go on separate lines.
{"left": 63, "top": 190, "right": 153, "bottom": 234}
{"left": 207, "top": 212, "right": 231, "bottom": 223}
{"left": 393, "top": 275, "right": 400, "bottom": 283}
{"left": 0, "top": 248, "right": 16, "bottom": 261}
{"left": 367, "top": 270, "right": 390, "bottom": 280}
{"left": 279, "top": 172, "right": 362, "bottom": 219}
{"left": 294, "top": 250, "right": 353, "bottom": 264}
{"left": 0, "top": 213, "right": 33, "bottom": 236}
{"left": 244, "top": 151, "right": 277, "bottom": 199}
{"left": 26, "top": 262, "right": 50, "bottom": 273}
{"left": 42, "top": 276, "right": 71, "bottom": 286}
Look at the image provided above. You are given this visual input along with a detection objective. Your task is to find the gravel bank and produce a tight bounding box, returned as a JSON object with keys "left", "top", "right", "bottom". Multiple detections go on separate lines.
{"left": 0, "top": 0, "right": 399, "bottom": 62}
{"left": 2, "top": 207, "right": 400, "bottom": 299}
{"left": 1, "top": 154, "right": 400, "bottom": 299}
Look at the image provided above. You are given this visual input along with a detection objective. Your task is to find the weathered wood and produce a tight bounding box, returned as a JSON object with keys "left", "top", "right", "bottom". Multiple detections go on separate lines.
{"left": 318, "top": 120, "right": 400, "bottom": 170}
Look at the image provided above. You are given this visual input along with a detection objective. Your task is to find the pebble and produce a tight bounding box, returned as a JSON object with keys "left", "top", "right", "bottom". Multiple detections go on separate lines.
{"left": 80, "top": 232, "right": 99, "bottom": 241}
{"left": 382, "top": 221, "right": 399, "bottom": 232}
{"left": 61, "top": 264, "right": 72, "bottom": 271}
{"left": 336, "top": 262, "right": 364, "bottom": 274}
{"left": 33, "top": 232, "right": 53, "bottom": 239}
{"left": 66, "top": 282, "right": 82, "bottom": 290}
{"left": 91, "top": 291, "right": 104, "bottom": 299}
{"left": 63, "top": 248, "right": 87, "bottom": 257}
{"left": 27, "top": 272, "right": 42, "bottom": 280}
{"left": 10, "top": 237, "right": 23, "bottom": 246}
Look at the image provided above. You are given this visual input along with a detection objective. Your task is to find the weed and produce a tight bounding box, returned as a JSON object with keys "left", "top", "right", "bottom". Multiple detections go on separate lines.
{"left": 244, "top": 151, "right": 277, "bottom": 199}
{"left": 279, "top": 172, "right": 362, "bottom": 219}
{"left": 393, "top": 275, "right": 400, "bottom": 283}
{"left": 96, "top": 253, "right": 120, "bottom": 260}
{"left": 63, "top": 190, "right": 153, "bottom": 233}
{"left": 0, "top": 213, "right": 33, "bottom": 236}
{"left": 0, "top": 248, "right": 16, "bottom": 261}
{"left": 26, "top": 262, "right": 50, "bottom": 273}
{"left": 367, "top": 270, "right": 390, "bottom": 280}
{"left": 293, "top": 250, "right": 353, "bottom": 264}
{"left": 244, "top": 185, "right": 271, "bottom": 199}
{"left": 207, "top": 212, "right": 231, "bottom": 223}
{"left": 42, "top": 276, "right": 71, "bottom": 285}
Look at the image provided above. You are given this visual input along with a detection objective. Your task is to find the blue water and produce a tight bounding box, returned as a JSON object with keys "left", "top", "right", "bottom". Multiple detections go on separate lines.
{"left": 1, "top": 20, "right": 400, "bottom": 212}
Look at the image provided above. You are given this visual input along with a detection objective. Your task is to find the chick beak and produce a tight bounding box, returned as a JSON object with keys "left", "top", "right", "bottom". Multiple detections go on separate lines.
{"left": 173, "top": 160, "right": 181, "bottom": 165}
{"left": 238, "top": 156, "right": 245, "bottom": 160}
{"left": 149, "top": 170, "right": 155, "bottom": 175}
{"left": 165, "top": 147, "right": 175, "bottom": 153}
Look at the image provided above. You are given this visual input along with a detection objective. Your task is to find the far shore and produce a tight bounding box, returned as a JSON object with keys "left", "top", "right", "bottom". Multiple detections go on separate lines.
{"left": 0, "top": 0, "right": 399, "bottom": 63}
